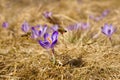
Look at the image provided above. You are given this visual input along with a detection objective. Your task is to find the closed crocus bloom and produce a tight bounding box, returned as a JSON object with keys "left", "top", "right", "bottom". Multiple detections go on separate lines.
{"left": 21, "top": 21, "right": 29, "bottom": 33}
{"left": 31, "top": 27, "right": 40, "bottom": 39}
{"left": 2, "top": 22, "right": 9, "bottom": 28}
{"left": 101, "top": 23, "right": 116, "bottom": 37}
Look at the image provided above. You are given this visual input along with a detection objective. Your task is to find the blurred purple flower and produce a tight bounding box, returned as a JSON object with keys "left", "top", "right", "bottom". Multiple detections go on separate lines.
{"left": 2, "top": 22, "right": 9, "bottom": 28}
{"left": 80, "top": 22, "right": 90, "bottom": 30}
{"left": 31, "top": 27, "right": 40, "bottom": 39}
{"left": 51, "top": 25, "right": 59, "bottom": 31}
{"left": 102, "top": 10, "right": 110, "bottom": 17}
{"left": 38, "top": 31, "right": 58, "bottom": 49}
{"left": 101, "top": 23, "right": 116, "bottom": 37}
{"left": 89, "top": 9, "right": 110, "bottom": 22}
{"left": 31, "top": 25, "right": 47, "bottom": 39}
{"left": 89, "top": 15, "right": 102, "bottom": 22}
{"left": 41, "top": 25, "right": 48, "bottom": 36}
{"left": 66, "top": 22, "right": 89, "bottom": 31}
{"left": 21, "top": 21, "right": 29, "bottom": 33}
{"left": 67, "top": 23, "right": 81, "bottom": 31}
{"left": 43, "top": 11, "right": 52, "bottom": 18}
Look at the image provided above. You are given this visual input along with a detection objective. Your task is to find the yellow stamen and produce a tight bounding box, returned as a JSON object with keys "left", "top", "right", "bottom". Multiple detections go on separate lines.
{"left": 47, "top": 37, "right": 52, "bottom": 44}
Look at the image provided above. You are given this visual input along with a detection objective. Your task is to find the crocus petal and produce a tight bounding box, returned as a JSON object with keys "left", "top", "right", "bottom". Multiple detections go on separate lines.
{"left": 43, "top": 25, "right": 47, "bottom": 32}
{"left": 31, "top": 27, "right": 39, "bottom": 39}
{"left": 39, "top": 40, "right": 50, "bottom": 49}
{"left": 36, "top": 25, "right": 42, "bottom": 30}
{"left": 41, "top": 25, "right": 47, "bottom": 36}
{"left": 51, "top": 31, "right": 58, "bottom": 42}
{"left": 101, "top": 24, "right": 109, "bottom": 35}
{"left": 109, "top": 24, "right": 116, "bottom": 33}
{"left": 51, "top": 39, "right": 57, "bottom": 48}
{"left": 38, "top": 30, "right": 42, "bottom": 37}
{"left": 31, "top": 32, "right": 38, "bottom": 39}
{"left": 44, "top": 33, "right": 49, "bottom": 41}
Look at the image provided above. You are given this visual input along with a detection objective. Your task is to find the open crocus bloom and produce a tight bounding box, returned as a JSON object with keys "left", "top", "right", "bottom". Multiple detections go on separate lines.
{"left": 101, "top": 23, "right": 116, "bottom": 37}
{"left": 21, "top": 21, "right": 29, "bottom": 33}
{"left": 38, "top": 31, "right": 58, "bottom": 49}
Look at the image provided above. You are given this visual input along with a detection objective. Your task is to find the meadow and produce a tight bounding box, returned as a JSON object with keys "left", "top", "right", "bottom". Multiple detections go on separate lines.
{"left": 0, "top": 0, "right": 120, "bottom": 80}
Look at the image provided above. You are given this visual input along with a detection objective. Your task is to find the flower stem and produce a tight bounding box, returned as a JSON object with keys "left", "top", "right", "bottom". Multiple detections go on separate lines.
{"left": 51, "top": 48, "right": 56, "bottom": 64}
{"left": 109, "top": 37, "right": 113, "bottom": 46}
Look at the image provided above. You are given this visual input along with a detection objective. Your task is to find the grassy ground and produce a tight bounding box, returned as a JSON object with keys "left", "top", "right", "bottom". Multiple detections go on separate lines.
{"left": 0, "top": 0, "right": 120, "bottom": 80}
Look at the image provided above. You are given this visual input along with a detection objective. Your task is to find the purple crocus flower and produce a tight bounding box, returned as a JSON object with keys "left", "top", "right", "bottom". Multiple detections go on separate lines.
{"left": 66, "top": 23, "right": 81, "bottom": 31}
{"left": 31, "top": 27, "right": 40, "bottom": 39}
{"left": 80, "top": 22, "right": 90, "bottom": 30}
{"left": 21, "top": 21, "right": 29, "bottom": 33}
{"left": 89, "top": 9, "right": 110, "bottom": 22}
{"left": 101, "top": 23, "right": 116, "bottom": 38}
{"left": 89, "top": 15, "right": 102, "bottom": 22}
{"left": 31, "top": 25, "right": 47, "bottom": 39}
{"left": 66, "top": 22, "right": 89, "bottom": 31}
{"left": 102, "top": 10, "right": 110, "bottom": 17}
{"left": 2, "top": 22, "right": 9, "bottom": 28}
{"left": 38, "top": 31, "right": 58, "bottom": 49}
{"left": 43, "top": 11, "right": 52, "bottom": 18}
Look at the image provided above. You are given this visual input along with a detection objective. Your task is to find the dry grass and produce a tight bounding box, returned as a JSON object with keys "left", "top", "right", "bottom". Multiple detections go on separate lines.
{"left": 0, "top": 0, "right": 120, "bottom": 80}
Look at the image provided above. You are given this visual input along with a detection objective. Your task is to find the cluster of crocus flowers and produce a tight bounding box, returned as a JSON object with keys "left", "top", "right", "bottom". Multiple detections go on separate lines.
{"left": 101, "top": 23, "right": 116, "bottom": 41}
{"left": 89, "top": 9, "right": 110, "bottom": 22}
{"left": 1, "top": 10, "right": 117, "bottom": 65}
{"left": 66, "top": 22, "right": 90, "bottom": 31}
{"left": 21, "top": 22, "right": 59, "bottom": 63}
